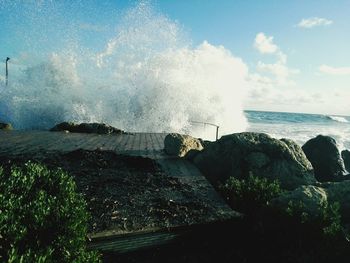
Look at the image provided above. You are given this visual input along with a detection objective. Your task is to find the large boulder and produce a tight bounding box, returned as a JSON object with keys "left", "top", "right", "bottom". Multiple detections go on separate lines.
{"left": 192, "top": 132, "right": 315, "bottom": 190}
{"left": 0, "top": 123, "right": 12, "bottom": 131}
{"left": 341, "top": 150, "right": 350, "bottom": 173}
{"left": 322, "top": 180, "right": 350, "bottom": 223}
{"left": 302, "top": 135, "right": 346, "bottom": 182}
{"left": 271, "top": 181, "right": 350, "bottom": 224}
{"left": 50, "top": 122, "right": 124, "bottom": 135}
{"left": 164, "top": 133, "right": 203, "bottom": 157}
{"left": 270, "top": 185, "right": 328, "bottom": 218}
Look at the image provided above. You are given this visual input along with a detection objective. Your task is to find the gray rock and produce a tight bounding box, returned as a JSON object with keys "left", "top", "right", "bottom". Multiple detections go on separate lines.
{"left": 50, "top": 122, "right": 124, "bottom": 135}
{"left": 0, "top": 122, "right": 13, "bottom": 131}
{"left": 193, "top": 132, "right": 315, "bottom": 190}
{"left": 244, "top": 152, "right": 270, "bottom": 169}
{"left": 302, "top": 135, "right": 346, "bottom": 182}
{"left": 164, "top": 133, "right": 204, "bottom": 157}
{"left": 270, "top": 185, "right": 328, "bottom": 218}
{"left": 341, "top": 150, "right": 350, "bottom": 173}
{"left": 184, "top": 149, "right": 202, "bottom": 161}
{"left": 272, "top": 180, "right": 350, "bottom": 224}
{"left": 322, "top": 180, "right": 350, "bottom": 223}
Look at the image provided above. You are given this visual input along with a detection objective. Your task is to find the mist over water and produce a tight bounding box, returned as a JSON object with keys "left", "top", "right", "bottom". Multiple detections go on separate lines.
{"left": 0, "top": 1, "right": 248, "bottom": 140}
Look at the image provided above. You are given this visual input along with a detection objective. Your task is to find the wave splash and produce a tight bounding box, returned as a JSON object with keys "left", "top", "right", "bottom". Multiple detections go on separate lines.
{"left": 0, "top": 1, "right": 248, "bottom": 140}
{"left": 327, "top": 115, "right": 349, "bottom": 123}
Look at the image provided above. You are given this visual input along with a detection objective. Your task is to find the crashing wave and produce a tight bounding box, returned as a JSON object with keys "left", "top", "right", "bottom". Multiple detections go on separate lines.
{"left": 327, "top": 115, "right": 349, "bottom": 123}
{"left": 0, "top": 1, "right": 248, "bottom": 140}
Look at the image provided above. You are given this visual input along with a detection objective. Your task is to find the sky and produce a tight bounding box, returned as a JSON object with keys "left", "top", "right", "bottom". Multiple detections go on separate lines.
{"left": 0, "top": 0, "right": 349, "bottom": 115}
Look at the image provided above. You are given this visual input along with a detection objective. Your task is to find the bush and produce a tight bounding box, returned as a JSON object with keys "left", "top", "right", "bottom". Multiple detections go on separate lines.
{"left": 0, "top": 161, "right": 101, "bottom": 262}
{"left": 219, "top": 175, "right": 350, "bottom": 262}
{"left": 219, "top": 175, "right": 283, "bottom": 214}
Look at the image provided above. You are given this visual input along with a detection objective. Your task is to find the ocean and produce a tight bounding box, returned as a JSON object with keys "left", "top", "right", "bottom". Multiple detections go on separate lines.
{"left": 245, "top": 110, "right": 350, "bottom": 150}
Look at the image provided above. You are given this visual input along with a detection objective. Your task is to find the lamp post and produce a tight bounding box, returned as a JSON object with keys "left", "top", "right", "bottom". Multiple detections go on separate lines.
{"left": 5, "top": 57, "right": 10, "bottom": 86}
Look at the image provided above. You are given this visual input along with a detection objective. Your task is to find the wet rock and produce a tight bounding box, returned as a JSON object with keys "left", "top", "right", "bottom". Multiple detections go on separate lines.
{"left": 302, "top": 135, "right": 346, "bottom": 182}
{"left": 341, "top": 150, "right": 350, "bottom": 173}
{"left": 184, "top": 149, "right": 202, "bottom": 161}
{"left": 271, "top": 180, "right": 350, "bottom": 223}
{"left": 164, "top": 133, "right": 204, "bottom": 157}
{"left": 322, "top": 180, "right": 350, "bottom": 223}
{"left": 270, "top": 185, "right": 328, "bottom": 218}
{"left": 50, "top": 122, "right": 124, "bottom": 135}
{"left": 193, "top": 132, "right": 315, "bottom": 190}
{"left": 0, "top": 123, "right": 13, "bottom": 131}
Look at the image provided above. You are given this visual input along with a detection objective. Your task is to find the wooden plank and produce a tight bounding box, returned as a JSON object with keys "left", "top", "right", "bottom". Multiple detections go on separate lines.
{"left": 88, "top": 218, "right": 242, "bottom": 254}
{"left": 88, "top": 228, "right": 187, "bottom": 253}
{"left": 0, "top": 130, "right": 240, "bottom": 253}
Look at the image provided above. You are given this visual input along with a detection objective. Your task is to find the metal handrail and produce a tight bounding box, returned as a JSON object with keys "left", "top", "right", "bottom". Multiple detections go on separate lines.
{"left": 5, "top": 57, "right": 10, "bottom": 86}
{"left": 189, "top": 120, "right": 220, "bottom": 141}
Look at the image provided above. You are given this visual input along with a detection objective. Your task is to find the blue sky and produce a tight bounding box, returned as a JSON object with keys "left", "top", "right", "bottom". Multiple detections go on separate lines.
{"left": 156, "top": 0, "right": 350, "bottom": 115}
{"left": 0, "top": 0, "right": 349, "bottom": 115}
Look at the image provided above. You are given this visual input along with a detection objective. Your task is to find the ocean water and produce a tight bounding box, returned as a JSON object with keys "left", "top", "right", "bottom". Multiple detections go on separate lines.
{"left": 245, "top": 110, "right": 350, "bottom": 150}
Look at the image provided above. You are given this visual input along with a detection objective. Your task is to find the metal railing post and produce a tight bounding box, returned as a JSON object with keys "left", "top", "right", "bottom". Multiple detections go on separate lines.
{"left": 189, "top": 120, "right": 220, "bottom": 141}
{"left": 5, "top": 57, "right": 10, "bottom": 86}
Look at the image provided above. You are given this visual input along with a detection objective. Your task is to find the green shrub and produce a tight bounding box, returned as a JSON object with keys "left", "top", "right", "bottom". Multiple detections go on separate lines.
{"left": 220, "top": 175, "right": 283, "bottom": 214}
{"left": 219, "top": 175, "right": 350, "bottom": 262}
{"left": 0, "top": 161, "right": 101, "bottom": 262}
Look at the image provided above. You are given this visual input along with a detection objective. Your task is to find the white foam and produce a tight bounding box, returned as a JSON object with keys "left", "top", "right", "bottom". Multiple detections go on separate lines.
{"left": 0, "top": 1, "right": 248, "bottom": 140}
{"left": 328, "top": 115, "right": 349, "bottom": 123}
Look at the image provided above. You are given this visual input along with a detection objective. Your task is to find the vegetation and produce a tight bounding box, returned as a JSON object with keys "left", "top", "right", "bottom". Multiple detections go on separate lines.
{"left": 0, "top": 161, "right": 101, "bottom": 263}
{"left": 219, "top": 174, "right": 283, "bottom": 214}
{"left": 219, "top": 175, "right": 350, "bottom": 263}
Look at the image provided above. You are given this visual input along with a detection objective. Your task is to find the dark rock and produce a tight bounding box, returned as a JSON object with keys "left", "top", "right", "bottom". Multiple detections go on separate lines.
{"left": 198, "top": 138, "right": 213, "bottom": 148}
{"left": 184, "top": 149, "right": 202, "bottom": 161}
{"left": 272, "top": 180, "right": 350, "bottom": 224}
{"left": 164, "top": 133, "right": 203, "bottom": 157}
{"left": 0, "top": 123, "right": 13, "bottom": 131}
{"left": 341, "top": 150, "right": 350, "bottom": 173}
{"left": 302, "top": 135, "right": 346, "bottom": 182}
{"left": 322, "top": 180, "right": 350, "bottom": 223}
{"left": 270, "top": 185, "right": 328, "bottom": 219}
{"left": 50, "top": 122, "right": 75, "bottom": 132}
{"left": 193, "top": 132, "right": 315, "bottom": 190}
{"left": 50, "top": 122, "right": 124, "bottom": 135}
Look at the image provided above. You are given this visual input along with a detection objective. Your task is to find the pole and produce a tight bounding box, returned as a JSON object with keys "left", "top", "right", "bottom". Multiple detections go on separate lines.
{"left": 5, "top": 57, "right": 10, "bottom": 86}
{"left": 189, "top": 120, "right": 220, "bottom": 141}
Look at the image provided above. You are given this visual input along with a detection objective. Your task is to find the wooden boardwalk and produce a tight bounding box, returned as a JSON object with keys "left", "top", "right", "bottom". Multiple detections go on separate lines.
{"left": 0, "top": 130, "right": 240, "bottom": 253}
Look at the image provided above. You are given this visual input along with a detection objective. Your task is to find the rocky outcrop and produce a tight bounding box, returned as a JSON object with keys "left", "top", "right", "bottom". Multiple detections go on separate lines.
{"left": 271, "top": 181, "right": 350, "bottom": 223}
{"left": 270, "top": 185, "right": 328, "bottom": 218}
{"left": 50, "top": 122, "right": 124, "bottom": 135}
{"left": 0, "top": 123, "right": 13, "bottom": 131}
{"left": 341, "top": 150, "right": 350, "bottom": 173}
{"left": 164, "top": 133, "right": 203, "bottom": 157}
{"left": 322, "top": 180, "right": 350, "bottom": 223}
{"left": 302, "top": 135, "right": 346, "bottom": 182}
{"left": 192, "top": 132, "right": 315, "bottom": 190}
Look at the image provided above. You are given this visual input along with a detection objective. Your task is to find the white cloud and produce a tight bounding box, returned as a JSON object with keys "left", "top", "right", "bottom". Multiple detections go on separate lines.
{"left": 253, "top": 33, "right": 299, "bottom": 86}
{"left": 246, "top": 76, "right": 315, "bottom": 108}
{"left": 319, "top": 65, "right": 350, "bottom": 75}
{"left": 297, "top": 17, "right": 333, "bottom": 28}
{"left": 257, "top": 61, "right": 299, "bottom": 86}
{"left": 254, "top": 32, "right": 278, "bottom": 54}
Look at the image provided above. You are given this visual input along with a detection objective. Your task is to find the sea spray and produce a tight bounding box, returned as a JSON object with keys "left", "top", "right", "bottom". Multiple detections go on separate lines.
{"left": 0, "top": 1, "right": 248, "bottom": 140}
